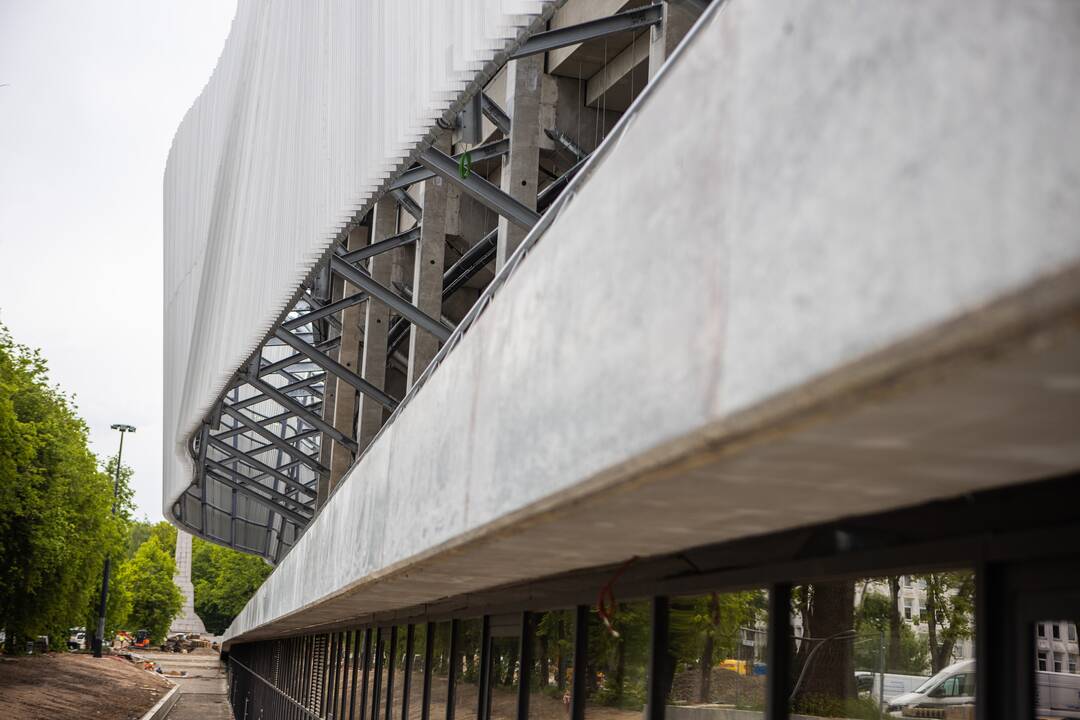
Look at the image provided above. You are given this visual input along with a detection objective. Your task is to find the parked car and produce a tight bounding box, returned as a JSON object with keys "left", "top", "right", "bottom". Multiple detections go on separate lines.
{"left": 887, "top": 660, "right": 975, "bottom": 716}
{"left": 67, "top": 627, "right": 87, "bottom": 650}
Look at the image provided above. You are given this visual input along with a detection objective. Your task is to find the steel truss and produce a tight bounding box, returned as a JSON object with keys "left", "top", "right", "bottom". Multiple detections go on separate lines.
{"left": 172, "top": 3, "right": 672, "bottom": 562}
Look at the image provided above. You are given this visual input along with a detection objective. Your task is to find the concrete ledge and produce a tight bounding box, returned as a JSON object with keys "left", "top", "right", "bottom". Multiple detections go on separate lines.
{"left": 137, "top": 680, "right": 180, "bottom": 720}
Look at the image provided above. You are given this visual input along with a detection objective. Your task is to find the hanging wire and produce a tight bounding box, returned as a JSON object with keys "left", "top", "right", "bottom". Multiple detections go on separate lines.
{"left": 601, "top": 38, "right": 609, "bottom": 141}
{"left": 596, "top": 556, "right": 638, "bottom": 638}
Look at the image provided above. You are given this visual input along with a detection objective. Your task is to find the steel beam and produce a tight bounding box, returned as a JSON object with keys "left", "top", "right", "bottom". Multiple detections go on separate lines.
{"left": 230, "top": 375, "right": 325, "bottom": 412}
{"left": 510, "top": 5, "right": 663, "bottom": 59}
{"left": 545, "top": 128, "right": 587, "bottom": 162}
{"left": 216, "top": 407, "right": 318, "bottom": 440}
{"left": 481, "top": 93, "right": 510, "bottom": 135}
{"left": 390, "top": 188, "right": 423, "bottom": 222}
{"left": 389, "top": 139, "right": 510, "bottom": 191}
{"left": 245, "top": 374, "right": 359, "bottom": 452}
{"left": 204, "top": 459, "right": 311, "bottom": 514}
{"left": 329, "top": 256, "right": 452, "bottom": 344}
{"left": 340, "top": 227, "right": 419, "bottom": 265}
{"left": 221, "top": 405, "right": 329, "bottom": 477}
{"left": 538, "top": 153, "right": 589, "bottom": 212}
{"left": 416, "top": 147, "right": 541, "bottom": 230}
{"left": 283, "top": 294, "right": 366, "bottom": 331}
{"left": 274, "top": 327, "right": 399, "bottom": 411}
{"left": 298, "top": 292, "right": 342, "bottom": 330}
{"left": 208, "top": 435, "right": 317, "bottom": 499}
{"left": 204, "top": 466, "right": 311, "bottom": 526}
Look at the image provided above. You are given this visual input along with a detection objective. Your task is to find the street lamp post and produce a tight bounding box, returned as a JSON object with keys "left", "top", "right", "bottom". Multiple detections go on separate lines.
{"left": 92, "top": 423, "right": 135, "bottom": 658}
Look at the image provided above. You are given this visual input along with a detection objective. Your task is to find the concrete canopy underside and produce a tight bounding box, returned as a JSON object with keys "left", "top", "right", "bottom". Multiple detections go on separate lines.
{"left": 223, "top": 0, "right": 1080, "bottom": 645}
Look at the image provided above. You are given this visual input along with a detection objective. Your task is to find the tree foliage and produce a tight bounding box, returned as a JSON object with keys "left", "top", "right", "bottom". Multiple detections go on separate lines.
{"left": 124, "top": 535, "right": 182, "bottom": 643}
{"left": 191, "top": 537, "right": 272, "bottom": 635}
{"left": 854, "top": 591, "right": 927, "bottom": 675}
{"left": 0, "top": 324, "right": 131, "bottom": 652}
{"left": 918, "top": 571, "right": 974, "bottom": 673}
{"left": 127, "top": 519, "right": 176, "bottom": 560}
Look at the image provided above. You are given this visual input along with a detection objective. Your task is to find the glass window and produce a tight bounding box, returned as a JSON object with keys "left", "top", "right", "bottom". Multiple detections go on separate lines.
{"left": 488, "top": 616, "right": 521, "bottom": 720}
{"left": 1039, "top": 623, "right": 1047, "bottom": 637}
{"left": 407, "top": 624, "right": 427, "bottom": 720}
{"left": 530, "top": 609, "right": 575, "bottom": 720}
{"left": 1034, "top": 616, "right": 1080, "bottom": 717}
{"left": 428, "top": 622, "right": 453, "bottom": 720}
{"left": 584, "top": 601, "right": 650, "bottom": 719}
{"left": 1070, "top": 625, "right": 1077, "bottom": 642}
{"left": 370, "top": 627, "right": 391, "bottom": 720}
{"left": 348, "top": 629, "right": 373, "bottom": 720}
{"left": 791, "top": 571, "right": 975, "bottom": 719}
{"left": 1054, "top": 625, "right": 1061, "bottom": 640}
{"left": 453, "top": 619, "right": 483, "bottom": 720}
{"left": 667, "top": 589, "right": 769, "bottom": 711}
{"left": 391, "top": 626, "right": 407, "bottom": 720}
{"left": 930, "top": 673, "right": 974, "bottom": 697}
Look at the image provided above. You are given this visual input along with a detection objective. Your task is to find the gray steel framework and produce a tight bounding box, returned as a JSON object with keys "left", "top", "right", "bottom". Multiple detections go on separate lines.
{"left": 170, "top": 3, "right": 678, "bottom": 562}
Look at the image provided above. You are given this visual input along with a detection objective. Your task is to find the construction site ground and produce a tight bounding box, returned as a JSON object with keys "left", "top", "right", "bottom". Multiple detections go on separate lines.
{"left": 0, "top": 651, "right": 173, "bottom": 720}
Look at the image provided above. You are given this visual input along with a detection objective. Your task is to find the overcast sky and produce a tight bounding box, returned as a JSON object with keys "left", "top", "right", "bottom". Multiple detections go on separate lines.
{"left": 0, "top": 1, "right": 236, "bottom": 520}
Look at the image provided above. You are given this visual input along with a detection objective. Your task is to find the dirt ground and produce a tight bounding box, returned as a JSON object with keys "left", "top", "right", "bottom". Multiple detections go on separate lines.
{"left": 0, "top": 652, "right": 173, "bottom": 720}
{"left": 669, "top": 666, "right": 766, "bottom": 708}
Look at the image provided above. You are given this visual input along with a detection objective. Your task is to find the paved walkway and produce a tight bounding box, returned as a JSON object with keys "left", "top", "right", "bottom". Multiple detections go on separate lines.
{"left": 138, "top": 651, "right": 231, "bottom": 720}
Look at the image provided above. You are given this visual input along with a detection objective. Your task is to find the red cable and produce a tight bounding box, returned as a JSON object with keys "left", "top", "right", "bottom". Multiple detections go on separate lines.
{"left": 596, "top": 557, "right": 637, "bottom": 638}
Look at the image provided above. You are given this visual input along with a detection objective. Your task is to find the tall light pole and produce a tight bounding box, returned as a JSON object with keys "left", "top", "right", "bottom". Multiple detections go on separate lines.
{"left": 92, "top": 423, "right": 135, "bottom": 658}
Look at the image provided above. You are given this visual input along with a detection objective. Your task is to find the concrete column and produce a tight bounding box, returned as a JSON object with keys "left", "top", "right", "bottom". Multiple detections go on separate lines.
{"left": 357, "top": 198, "right": 398, "bottom": 450}
{"left": 648, "top": 1, "right": 696, "bottom": 81}
{"left": 407, "top": 131, "right": 451, "bottom": 388}
{"left": 496, "top": 55, "right": 543, "bottom": 271}
{"left": 315, "top": 268, "right": 343, "bottom": 508}
{"left": 328, "top": 224, "right": 369, "bottom": 492}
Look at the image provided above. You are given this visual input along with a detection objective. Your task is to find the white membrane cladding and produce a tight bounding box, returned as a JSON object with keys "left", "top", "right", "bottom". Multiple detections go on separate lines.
{"left": 163, "top": 1, "right": 550, "bottom": 515}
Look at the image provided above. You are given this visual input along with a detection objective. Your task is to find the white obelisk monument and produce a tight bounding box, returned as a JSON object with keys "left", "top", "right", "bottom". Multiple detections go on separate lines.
{"left": 169, "top": 529, "right": 207, "bottom": 635}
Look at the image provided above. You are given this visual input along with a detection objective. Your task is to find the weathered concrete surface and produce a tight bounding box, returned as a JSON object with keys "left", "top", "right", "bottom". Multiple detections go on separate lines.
{"left": 224, "top": 0, "right": 1080, "bottom": 644}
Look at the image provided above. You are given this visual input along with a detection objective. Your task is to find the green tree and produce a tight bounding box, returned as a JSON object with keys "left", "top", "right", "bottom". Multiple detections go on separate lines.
{"left": 918, "top": 571, "right": 974, "bottom": 673}
{"left": 126, "top": 519, "right": 176, "bottom": 560}
{"left": 85, "top": 557, "right": 133, "bottom": 643}
{"left": 669, "top": 590, "right": 766, "bottom": 703}
{"left": 125, "top": 535, "right": 182, "bottom": 643}
{"left": 191, "top": 538, "right": 271, "bottom": 635}
{"left": 854, "top": 591, "right": 927, "bottom": 675}
{"left": 0, "top": 324, "right": 131, "bottom": 652}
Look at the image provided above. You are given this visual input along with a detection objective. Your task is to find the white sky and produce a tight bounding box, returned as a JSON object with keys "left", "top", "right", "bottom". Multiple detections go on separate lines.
{"left": 0, "top": 1, "right": 236, "bottom": 520}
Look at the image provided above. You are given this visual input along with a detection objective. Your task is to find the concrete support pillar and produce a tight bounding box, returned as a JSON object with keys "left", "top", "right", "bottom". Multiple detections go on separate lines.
{"left": 648, "top": 1, "right": 696, "bottom": 81}
{"left": 316, "top": 269, "right": 343, "bottom": 508}
{"left": 496, "top": 55, "right": 542, "bottom": 271}
{"left": 407, "top": 132, "right": 450, "bottom": 388}
{"left": 328, "top": 224, "right": 369, "bottom": 492}
{"left": 357, "top": 198, "right": 398, "bottom": 450}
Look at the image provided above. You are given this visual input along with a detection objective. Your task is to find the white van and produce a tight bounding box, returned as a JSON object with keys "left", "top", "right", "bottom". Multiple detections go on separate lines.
{"left": 887, "top": 659, "right": 1080, "bottom": 718}
{"left": 1036, "top": 670, "right": 1080, "bottom": 719}
{"left": 887, "top": 660, "right": 975, "bottom": 716}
